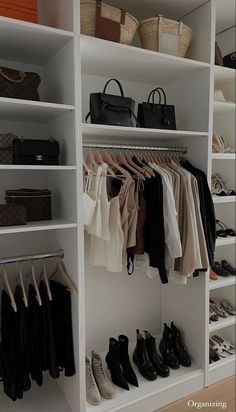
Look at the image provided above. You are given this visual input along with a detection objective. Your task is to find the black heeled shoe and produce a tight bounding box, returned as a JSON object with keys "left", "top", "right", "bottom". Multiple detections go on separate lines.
{"left": 144, "top": 331, "right": 170, "bottom": 378}
{"left": 171, "top": 322, "right": 191, "bottom": 367}
{"left": 159, "top": 323, "right": 179, "bottom": 369}
{"left": 133, "top": 330, "right": 157, "bottom": 381}
{"left": 118, "top": 335, "right": 139, "bottom": 387}
{"left": 105, "top": 338, "right": 129, "bottom": 391}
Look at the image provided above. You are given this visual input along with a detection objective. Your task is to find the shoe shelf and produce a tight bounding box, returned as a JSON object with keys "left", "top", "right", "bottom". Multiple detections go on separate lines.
{"left": 0, "top": 16, "right": 74, "bottom": 65}
{"left": 0, "top": 98, "right": 75, "bottom": 122}
{"left": 211, "top": 153, "right": 236, "bottom": 160}
{"left": 82, "top": 124, "right": 208, "bottom": 144}
{"left": 209, "top": 277, "right": 236, "bottom": 290}
{"left": 0, "top": 220, "right": 77, "bottom": 235}
{"left": 209, "top": 353, "right": 236, "bottom": 386}
{"left": 213, "top": 195, "right": 236, "bottom": 204}
{"left": 80, "top": 35, "right": 210, "bottom": 85}
{"left": 216, "top": 237, "right": 236, "bottom": 247}
{"left": 214, "top": 101, "right": 236, "bottom": 115}
{"left": 209, "top": 316, "right": 236, "bottom": 333}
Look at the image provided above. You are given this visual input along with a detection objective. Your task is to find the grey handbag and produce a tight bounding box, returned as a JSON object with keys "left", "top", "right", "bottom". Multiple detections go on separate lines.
{"left": 0, "top": 132, "right": 17, "bottom": 164}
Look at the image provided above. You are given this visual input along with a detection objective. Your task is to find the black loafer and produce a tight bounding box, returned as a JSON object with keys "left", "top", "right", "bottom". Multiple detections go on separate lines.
{"left": 211, "top": 262, "right": 230, "bottom": 277}
{"left": 221, "top": 260, "right": 236, "bottom": 275}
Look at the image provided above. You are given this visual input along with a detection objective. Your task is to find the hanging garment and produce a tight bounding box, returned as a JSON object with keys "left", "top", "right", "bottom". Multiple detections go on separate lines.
{"left": 50, "top": 280, "right": 75, "bottom": 377}
{"left": 85, "top": 165, "right": 104, "bottom": 238}
{"left": 106, "top": 194, "right": 124, "bottom": 273}
{"left": 28, "top": 284, "right": 43, "bottom": 387}
{"left": 126, "top": 183, "right": 139, "bottom": 248}
{"left": 83, "top": 172, "right": 96, "bottom": 226}
{"left": 119, "top": 177, "right": 135, "bottom": 253}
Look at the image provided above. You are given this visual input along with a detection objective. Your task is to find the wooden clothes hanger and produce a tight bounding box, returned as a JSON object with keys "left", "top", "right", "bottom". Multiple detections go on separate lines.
{"left": 40, "top": 263, "right": 52, "bottom": 301}
{"left": 102, "top": 151, "right": 131, "bottom": 178}
{"left": 50, "top": 259, "right": 77, "bottom": 294}
{"left": 26, "top": 262, "right": 42, "bottom": 306}
{"left": 1, "top": 266, "right": 17, "bottom": 312}
{"left": 94, "top": 150, "right": 115, "bottom": 177}
{"left": 18, "top": 263, "right": 28, "bottom": 308}
{"left": 124, "top": 152, "right": 151, "bottom": 178}
{"left": 116, "top": 152, "right": 145, "bottom": 180}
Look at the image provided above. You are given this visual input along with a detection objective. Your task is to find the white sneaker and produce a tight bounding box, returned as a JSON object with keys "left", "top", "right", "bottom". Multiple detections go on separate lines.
{"left": 86, "top": 357, "right": 101, "bottom": 405}
{"left": 92, "top": 351, "right": 115, "bottom": 400}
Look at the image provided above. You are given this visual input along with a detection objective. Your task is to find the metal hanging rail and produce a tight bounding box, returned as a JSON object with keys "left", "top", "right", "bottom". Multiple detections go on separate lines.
{"left": 83, "top": 143, "right": 188, "bottom": 154}
{"left": 0, "top": 249, "right": 64, "bottom": 266}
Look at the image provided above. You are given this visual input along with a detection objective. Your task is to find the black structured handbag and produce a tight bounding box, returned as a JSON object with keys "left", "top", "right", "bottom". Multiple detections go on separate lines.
{"left": 0, "top": 66, "right": 41, "bottom": 101}
{"left": 86, "top": 78, "right": 138, "bottom": 127}
{"left": 138, "top": 87, "right": 176, "bottom": 130}
{"left": 13, "top": 138, "right": 60, "bottom": 165}
{"left": 223, "top": 52, "right": 236, "bottom": 69}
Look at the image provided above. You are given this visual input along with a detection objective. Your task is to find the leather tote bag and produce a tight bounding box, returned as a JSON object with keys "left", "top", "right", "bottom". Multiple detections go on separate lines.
{"left": 223, "top": 52, "right": 236, "bottom": 69}
{"left": 86, "top": 78, "right": 137, "bottom": 127}
{"left": 0, "top": 66, "right": 41, "bottom": 101}
{"left": 138, "top": 87, "right": 176, "bottom": 130}
{"left": 13, "top": 138, "right": 60, "bottom": 165}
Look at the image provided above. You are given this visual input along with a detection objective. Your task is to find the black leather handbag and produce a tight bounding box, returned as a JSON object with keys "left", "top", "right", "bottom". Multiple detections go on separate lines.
{"left": 138, "top": 88, "right": 176, "bottom": 130}
{"left": 86, "top": 78, "right": 137, "bottom": 127}
{"left": 13, "top": 138, "right": 60, "bottom": 165}
{"left": 223, "top": 52, "right": 236, "bottom": 69}
{"left": 0, "top": 66, "right": 41, "bottom": 101}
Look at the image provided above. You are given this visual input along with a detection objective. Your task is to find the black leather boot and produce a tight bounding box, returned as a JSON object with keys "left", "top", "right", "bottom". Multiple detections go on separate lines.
{"left": 171, "top": 322, "right": 191, "bottom": 367}
{"left": 133, "top": 330, "right": 157, "bottom": 381}
{"left": 159, "top": 323, "right": 179, "bottom": 369}
{"left": 144, "top": 331, "right": 170, "bottom": 378}
{"left": 105, "top": 338, "right": 129, "bottom": 391}
{"left": 118, "top": 335, "right": 139, "bottom": 387}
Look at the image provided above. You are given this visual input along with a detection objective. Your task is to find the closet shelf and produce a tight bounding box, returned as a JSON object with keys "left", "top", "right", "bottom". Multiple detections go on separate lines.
{"left": 82, "top": 124, "right": 208, "bottom": 143}
{"left": 216, "top": 237, "right": 236, "bottom": 247}
{"left": 0, "top": 165, "right": 76, "bottom": 171}
{"left": 211, "top": 153, "right": 236, "bottom": 160}
{"left": 209, "top": 276, "right": 236, "bottom": 290}
{"left": 0, "top": 220, "right": 77, "bottom": 235}
{"left": 81, "top": 35, "right": 210, "bottom": 85}
{"left": 214, "top": 65, "right": 236, "bottom": 87}
{"left": 0, "top": 16, "right": 74, "bottom": 65}
{"left": 213, "top": 195, "right": 236, "bottom": 204}
{"left": 209, "top": 315, "right": 236, "bottom": 332}
{"left": 209, "top": 352, "right": 235, "bottom": 370}
{"left": 209, "top": 353, "right": 236, "bottom": 386}
{"left": 214, "top": 101, "right": 236, "bottom": 114}
{"left": 0, "top": 98, "right": 75, "bottom": 123}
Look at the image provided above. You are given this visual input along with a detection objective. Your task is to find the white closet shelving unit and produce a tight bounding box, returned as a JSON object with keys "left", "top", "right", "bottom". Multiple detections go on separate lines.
{"left": 0, "top": 1, "right": 235, "bottom": 412}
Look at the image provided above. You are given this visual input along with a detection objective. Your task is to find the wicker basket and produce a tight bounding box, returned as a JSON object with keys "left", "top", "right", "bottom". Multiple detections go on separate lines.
{"left": 80, "top": 0, "right": 139, "bottom": 45}
{"left": 139, "top": 16, "right": 193, "bottom": 57}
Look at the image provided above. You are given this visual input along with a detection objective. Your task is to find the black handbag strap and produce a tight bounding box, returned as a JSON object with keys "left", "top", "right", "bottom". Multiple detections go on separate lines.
{"left": 103, "top": 79, "right": 124, "bottom": 96}
{"left": 148, "top": 87, "right": 167, "bottom": 105}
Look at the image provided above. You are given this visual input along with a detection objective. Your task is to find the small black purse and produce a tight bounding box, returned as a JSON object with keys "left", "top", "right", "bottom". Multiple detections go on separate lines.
{"left": 138, "top": 87, "right": 176, "bottom": 130}
{"left": 13, "top": 138, "right": 60, "bottom": 165}
{"left": 86, "top": 78, "right": 138, "bottom": 127}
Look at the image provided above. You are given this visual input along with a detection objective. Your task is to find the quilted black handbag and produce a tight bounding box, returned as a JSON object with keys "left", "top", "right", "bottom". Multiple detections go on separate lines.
{"left": 138, "top": 87, "right": 176, "bottom": 130}
{"left": 13, "top": 138, "right": 60, "bottom": 165}
{"left": 86, "top": 78, "right": 138, "bottom": 127}
{"left": 0, "top": 66, "right": 41, "bottom": 101}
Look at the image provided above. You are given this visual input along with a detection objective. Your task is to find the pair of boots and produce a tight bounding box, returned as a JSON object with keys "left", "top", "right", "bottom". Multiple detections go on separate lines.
{"left": 133, "top": 330, "right": 170, "bottom": 381}
{"left": 159, "top": 322, "right": 191, "bottom": 369}
{"left": 86, "top": 351, "right": 115, "bottom": 406}
{"left": 106, "top": 335, "right": 138, "bottom": 391}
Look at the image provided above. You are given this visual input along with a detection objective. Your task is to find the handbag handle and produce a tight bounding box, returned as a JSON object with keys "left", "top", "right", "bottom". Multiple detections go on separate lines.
{"left": 148, "top": 87, "right": 167, "bottom": 105}
{"left": 0, "top": 68, "right": 26, "bottom": 84}
{"left": 103, "top": 78, "right": 124, "bottom": 96}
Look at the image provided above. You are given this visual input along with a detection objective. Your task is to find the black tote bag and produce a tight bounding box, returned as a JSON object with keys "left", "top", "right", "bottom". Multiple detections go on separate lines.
{"left": 138, "top": 87, "right": 176, "bottom": 130}
{"left": 86, "top": 78, "right": 138, "bottom": 127}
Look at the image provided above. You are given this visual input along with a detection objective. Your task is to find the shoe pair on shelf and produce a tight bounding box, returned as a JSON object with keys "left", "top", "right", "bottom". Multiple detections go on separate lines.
{"left": 211, "top": 174, "right": 236, "bottom": 196}
{"left": 106, "top": 335, "right": 138, "bottom": 391}
{"left": 216, "top": 220, "right": 236, "bottom": 238}
{"left": 209, "top": 335, "right": 234, "bottom": 363}
{"left": 159, "top": 323, "right": 191, "bottom": 369}
{"left": 86, "top": 352, "right": 115, "bottom": 406}
{"left": 211, "top": 261, "right": 236, "bottom": 278}
{"left": 133, "top": 330, "right": 170, "bottom": 381}
{"left": 210, "top": 297, "right": 236, "bottom": 318}
{"left": 212, "top": 133, "right": 235, "bottom": 154}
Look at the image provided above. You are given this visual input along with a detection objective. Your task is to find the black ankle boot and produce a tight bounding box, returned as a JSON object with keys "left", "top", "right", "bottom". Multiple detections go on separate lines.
{"left": 105, "top": 338, "right": 129, "bottom": 391}
{"left": 144, "top": 331, "right": 170, "bottom": 378}
{"left": 171, "top": 322, "right": 191, "bottom": 367}
{"left": 159, "top": 323, "right": 179, "bottom": 369}
{"left": 133, "top": 330, "right": 157, "bottom": 381}
{"left": 118, "top": 335, "right": 139, "bottom": 387}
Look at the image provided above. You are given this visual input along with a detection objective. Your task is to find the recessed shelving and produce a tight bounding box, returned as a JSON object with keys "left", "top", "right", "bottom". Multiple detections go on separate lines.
{"left": 209, "top": 316, "right": 236, "bottom": 332}
{"left": 213, "top": 195, "right": 236, "bottom": 204}
{"left": 209, "top": 276, "right": 236, "bottom": 290}
{"left": 212, "top": 153, "right": 236, "bottom": 160}
{"left": 0, "top": 220, "right": 77, "bottom": 235}
{"left": 216, "top": 237, "right": 236, "bottom": 247}
{"left": 214, "top": 101, "right": 236, "bottom": 114}
{"left": 0, "top": 98, "right": 74, "bottom": 122}
{"left": 81, "top": 35, "right": 210, "bottom": 85}
{"left": 82, "top": 123, "right": 208, "bottom": 143}
{"left": 0, "top": 16, "right": 74, "bottom": 65}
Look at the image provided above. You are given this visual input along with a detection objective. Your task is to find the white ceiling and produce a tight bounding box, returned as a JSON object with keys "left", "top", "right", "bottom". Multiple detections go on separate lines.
{"left": 107, "top": 0, "right": 235, "bottom": 33}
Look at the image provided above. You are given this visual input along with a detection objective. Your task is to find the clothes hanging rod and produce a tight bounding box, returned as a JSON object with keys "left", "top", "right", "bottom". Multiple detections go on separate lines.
{"left": 0, "top": 249, "right": 64, "bottom": 266}
{"left": 83, "top": 143, "right": 188, "bottom": 154}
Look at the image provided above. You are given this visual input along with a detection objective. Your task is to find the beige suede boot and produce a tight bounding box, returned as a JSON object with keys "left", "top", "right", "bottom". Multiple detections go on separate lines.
{"left": 86, "top": 357, "right": 101, "bottom": 405}
{"left": 91, "top": 351, "right": 115, "bottom": 399}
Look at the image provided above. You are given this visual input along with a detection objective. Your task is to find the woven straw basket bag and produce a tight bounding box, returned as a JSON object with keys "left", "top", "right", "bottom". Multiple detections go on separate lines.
{"left": 80, "top": 0, "right": 139, "bottom": 45}
{"left": 139, "top": 15, "right": 193, "bottom": 57}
